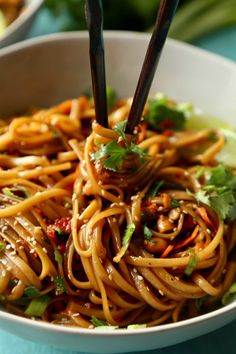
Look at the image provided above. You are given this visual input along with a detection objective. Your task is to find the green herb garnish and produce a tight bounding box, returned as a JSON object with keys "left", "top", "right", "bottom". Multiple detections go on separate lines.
{"left": 192, "top": 164, "right": 236, "bottom": 221}
{"left": 91, "top": 316, "right": 107, "bottom": 327}
{"left": 184, "top": 249, "right": 199, "bottom": 276}
{"left": 24, "top": 286, "right": 40, "bottom": 298}
{"left": 143, "top": 225, "right": 153, "bottom": 240}
{"left": 54, "top": 249, "right": 63, "bottom": 266}
{"left": 0, "top": 242, "right": 5, "bottom": 252}
{"left": 113, "top": 223, "right": 136, "bottom": 262}
{"left": 25, "top": 295, "right": 51, "bottom": 317}
{"left": 144, "top": 95, "right": 187, "bottom": 132}
{"left": 171, "top": 200, "right": 180, "bottom": 207}
{"left": 2, "top": 186, "right": 28, "bottom": 199}
{"left": 222, "top": 283, "right": 236, "bottom": 306}
{"left": 54, "top": 275, "right": 67, "bottom": 294}
{"left": 93, "top": 120, "right": 146, "bottom": 172}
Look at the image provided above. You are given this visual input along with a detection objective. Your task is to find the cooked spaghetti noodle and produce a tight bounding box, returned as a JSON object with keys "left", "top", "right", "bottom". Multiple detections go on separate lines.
{"left": 0, "top": 93, "right": 235, "bottom": 328}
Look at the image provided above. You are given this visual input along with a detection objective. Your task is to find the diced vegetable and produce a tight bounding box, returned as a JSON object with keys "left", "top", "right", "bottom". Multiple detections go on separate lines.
{"left": 25, "top": 295, "right": 51, "bottom": 317}
{"left": 184, "top": 249, "right": 199, "bottom": 275}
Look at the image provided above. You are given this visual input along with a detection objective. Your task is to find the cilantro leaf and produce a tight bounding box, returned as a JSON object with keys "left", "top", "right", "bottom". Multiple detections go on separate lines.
{"left": 94, "top": 140, "right": 127, "bottom": 172}
{"left": 143, "top": 225, "right": 153, "bottom": 240}
{"left": 54, "top": 275, "right": 67, "bottom": 294}
{"left": 113, "top": 120, "right": 127, "bottom": 141}
{"left": 144, "top": 99, "right": 186, "bottom": 132}
{"left": 93, "top": 121, "right": 146, "bottom": 172}
{"left": 170, "top": 200, "right": 180, "bottom": 207}
{"left": 192, "top": 164, "right": 236, "bottom": 221}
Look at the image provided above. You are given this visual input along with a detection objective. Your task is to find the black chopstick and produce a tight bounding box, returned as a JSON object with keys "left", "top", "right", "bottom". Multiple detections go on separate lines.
{"left": 126, "top": 0, "right": 179, "bottom": 134}
{"left": 85, "top": 0, "right": 108, "bottom": 128}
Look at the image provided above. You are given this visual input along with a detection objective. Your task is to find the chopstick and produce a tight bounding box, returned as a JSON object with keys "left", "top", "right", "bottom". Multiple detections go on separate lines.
{"left": 126, "top": 0, "right": 179, "bottom": 134}
{"left": 85, "top": 0, "right": 108, "bottom": 128}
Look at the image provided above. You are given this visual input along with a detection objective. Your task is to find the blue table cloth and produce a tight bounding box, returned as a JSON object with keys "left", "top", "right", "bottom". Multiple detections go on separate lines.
{"left": 0, "top": 8, "right": 236, "bottom": 354}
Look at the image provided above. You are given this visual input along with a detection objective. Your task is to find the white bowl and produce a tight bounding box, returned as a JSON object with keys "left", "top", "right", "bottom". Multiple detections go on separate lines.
{"left": 0, "top": 0, "right": 43, "bottom": 48}
{"left": 0, "top": 32, "right": 236, "bottom": 353}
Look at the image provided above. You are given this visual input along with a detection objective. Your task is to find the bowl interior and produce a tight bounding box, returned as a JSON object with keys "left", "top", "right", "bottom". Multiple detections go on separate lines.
{"left": 0, "top": 32, "right": 236, "bottom": 123}
{"left": 0, "top": 32, "right": 236, "bottom": 353}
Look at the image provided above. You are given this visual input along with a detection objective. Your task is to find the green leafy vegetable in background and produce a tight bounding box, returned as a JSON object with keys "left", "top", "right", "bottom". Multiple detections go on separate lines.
{"left": 222, "top": 283, "right": 236, "bottom": 306}
{"left": 193, "top": 164, "right": 236, "bottom": 221}
{"left": 169, "top": 0, "right": 236, "bottom": 42}
{"left": 144, "top": 94, "right": 191, "bottom": 132}
{"left": 44, "top": 1, "right": 236, "bottom": 43}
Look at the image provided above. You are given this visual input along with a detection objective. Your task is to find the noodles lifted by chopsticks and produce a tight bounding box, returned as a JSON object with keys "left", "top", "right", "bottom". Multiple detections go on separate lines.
{"left": 0, "top": 92, "right": 236, "bottom": 328}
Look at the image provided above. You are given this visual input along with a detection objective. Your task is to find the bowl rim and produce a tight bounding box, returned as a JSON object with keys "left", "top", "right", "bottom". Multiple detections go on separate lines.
{"left": 0, "top": 30, "right": 236, "bottom": 336}
{"left": 0, "top": 30, "right": 235, "bottom": 71}
{"left": 0, "top": 0, "right": 44, "bottom": 43}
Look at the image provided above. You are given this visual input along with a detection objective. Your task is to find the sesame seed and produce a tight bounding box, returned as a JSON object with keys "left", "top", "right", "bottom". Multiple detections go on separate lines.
{"left": 6, "top": 267, "right": 12, "bottom": 271}
{"left": 108, "top": 274, "right": 112, "bottom": 280}
{"left": 1, "top": 270, "right": 6, "bottom": 277}
{"left": 137, "top": 275, "right": 143, "bottom": 281}
{"left": 16, "top": 239, "right": 21, "bottom": 243}
{"left": 6, "top": 245, "right": 12, "bottom": 250}
{"left": 30, "top": 249, "right": 35, "bottom": 254}
{"left": 19, "top": 246, "right": 24, "bottom": 250}
{"left": 206, "top": 228, "right": 211, "bottom": 234}
{"left": 42, "top": 248, "right": 48, "bottom": 253}
{"left": 10, "top": 251, "right": 16, "bottom": 256}
{"left": 159, "top": 290, "right": 164, "bottom": 296}
{"left": 175, "top": 276, "right": 180, "bottom": 281}
{"left": 97, "top": 181, "right": 102, "bottom": 186}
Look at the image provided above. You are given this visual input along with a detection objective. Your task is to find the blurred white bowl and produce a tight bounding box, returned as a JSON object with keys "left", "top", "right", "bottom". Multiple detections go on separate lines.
{"left": 0, "top": 0, "right": 43, "bottom": 48}
{"left": 0, "top": 32, "right": 236, "bottom": 353}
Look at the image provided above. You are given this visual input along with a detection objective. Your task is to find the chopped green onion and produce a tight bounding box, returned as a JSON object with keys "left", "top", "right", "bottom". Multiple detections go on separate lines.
{"left": 54, "top": 275, "right": 67, "bottom": 294}
{"left": 0, "top": 242, "right": 5, "bottom": 252}
{"left": 113, "top": 223, "right": 136, "bottom": 263}
{"left": 127, "top": 324, "right": 147, "bottom": 329}
{"left": 25, "top": 295, "right": 51, "bottom": 317}
{"left": 54, "top": 249, "right": 63, "bottom": 265}
{"left": 184, "top": 249, "right": 199, "bottom": 276}
{"left": 0, "top": 295, "right": 5, "bottom": 302}
{"left": 91, "top": 316, "right": 107, "bottom": 327}
{"left": 222, "top": 282, "right": 236, "bottom": 306}
{"left": 170, "top": 200, "right": 180, "bottom": 207}
{"left": 24, "top": 286, "right": 40, "bottom": 298}
{"left": 146, "top": 180, "right": 165, "bottom": 198}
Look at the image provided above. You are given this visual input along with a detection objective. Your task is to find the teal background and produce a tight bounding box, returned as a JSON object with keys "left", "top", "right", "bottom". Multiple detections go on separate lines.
{"left": 0, "top": 7, "right": 236, "bottom": 354}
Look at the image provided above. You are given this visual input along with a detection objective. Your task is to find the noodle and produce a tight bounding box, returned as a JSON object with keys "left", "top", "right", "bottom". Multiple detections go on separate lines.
{"left": 0, "top": 93, "right": 236, "bottom": 329}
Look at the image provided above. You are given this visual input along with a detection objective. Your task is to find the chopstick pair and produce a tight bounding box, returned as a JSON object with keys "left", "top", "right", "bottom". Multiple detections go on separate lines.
{"left": 85, "top": 0, "right": 179, "bottom": 133}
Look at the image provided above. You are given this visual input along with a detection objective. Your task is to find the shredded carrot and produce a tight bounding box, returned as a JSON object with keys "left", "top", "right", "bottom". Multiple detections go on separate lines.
{"left": 197, "top": 207, "right": 214, "bottom": 228}
{"left": 162, "top": 193, "right": 171, "bottom": 209}
{"left": 160, "top": 244, "right": 174, "bottom": 258}
{"left": 174, "top": 225, "right": 200, "bottom": 251}
{"left": 57, "top": 100, "right": 73, "bottom": 114}
{"left": 77, "top": 96, "right": 90, "bottom": 112}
